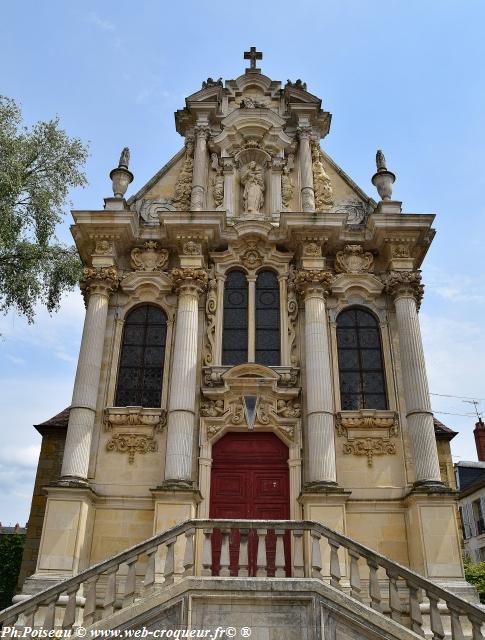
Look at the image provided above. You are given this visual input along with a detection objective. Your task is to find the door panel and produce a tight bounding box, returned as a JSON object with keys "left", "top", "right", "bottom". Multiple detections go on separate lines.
{"left": 210, "top": 432, "right": 290, "bottom": 576}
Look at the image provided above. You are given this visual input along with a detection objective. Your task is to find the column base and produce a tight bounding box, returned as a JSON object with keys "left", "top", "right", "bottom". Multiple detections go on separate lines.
{"left": 303, "top": 481, "right": 343, "bottom": 494}
{"left": 411, "top": 479, "right": 455, "bottom": 494}
{"left": 157, "top": 479, "right": 197, "bottom": 491}
{"left": 57, "top": 477, "right": 91, "bottom": 488}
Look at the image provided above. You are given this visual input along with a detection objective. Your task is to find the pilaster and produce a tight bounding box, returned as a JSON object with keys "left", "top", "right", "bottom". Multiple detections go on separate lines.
{"left": 191, "top": 124, "right": 210, "bottom": 211}
{"left": 297, "top": 126, "right": 315, "bottom": 212}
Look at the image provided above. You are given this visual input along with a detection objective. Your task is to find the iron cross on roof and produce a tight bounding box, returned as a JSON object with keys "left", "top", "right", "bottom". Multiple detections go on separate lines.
{"left": 244, "top": 47, "right": 262, "bottom": 69}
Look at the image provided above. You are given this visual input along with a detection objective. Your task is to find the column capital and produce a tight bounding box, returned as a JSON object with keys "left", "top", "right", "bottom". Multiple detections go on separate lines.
{"left": 292, "top": 269, "right": 333, "bottom": 299}
{"left": 297, "top": 126, "right": 312, "bottom": 140}
{"left": 386, "top": 270, "right": 424, "bottom": 307}
{"left": 194, "top": 124, "right": 211, "bottom": 140}
{"left": 171, "top": 267, "right": 208, "bottom": 296}
{"left": 80, "top": 266, "right": 120, "bottom": 301}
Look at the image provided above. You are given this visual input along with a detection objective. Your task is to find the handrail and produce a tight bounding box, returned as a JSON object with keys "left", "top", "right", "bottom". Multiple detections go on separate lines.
{"left": 1, "top": 518, "right": 484, "bottom": 635}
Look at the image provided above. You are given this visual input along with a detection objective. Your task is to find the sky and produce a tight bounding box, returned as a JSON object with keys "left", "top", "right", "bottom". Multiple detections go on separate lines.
{"left": 1, "top": 0, "right": 485, "bottom": 525}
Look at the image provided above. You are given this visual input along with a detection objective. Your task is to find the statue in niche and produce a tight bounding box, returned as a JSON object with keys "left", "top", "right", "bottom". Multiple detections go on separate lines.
{"left": 311, "top": 141, "right": 334, "bottom": 210}
{"left": 281, "top": 166, "right": 294, "bottom": 209}
{"left": 172, "top": 140, "right": 194, "bottom": 210}
{"left": 241, "top": 161, "right": 265, "bottom": 213}
{"left": 211, "top": 166, "right": 224, "bottom": 209}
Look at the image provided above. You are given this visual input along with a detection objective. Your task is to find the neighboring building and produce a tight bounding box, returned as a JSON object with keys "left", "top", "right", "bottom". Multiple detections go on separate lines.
{"left": 456, "top": 420, "right": 485, "bottom": 563}
{"left": 5, "top": 49, "right": 484, "bottom": 637}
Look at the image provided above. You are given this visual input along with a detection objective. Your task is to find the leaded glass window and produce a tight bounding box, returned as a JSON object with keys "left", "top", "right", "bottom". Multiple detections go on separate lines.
{"left": 115, "top": 304, "right": 167, "bottom": 407}
{"left": 222, "top": 270, "right": 248, "bottom": 365}
{"left": 255, "top": 270, "right": 280, "bottom": 366}
{"left": 337, "top": 308, "right": 387, "bottom": 410}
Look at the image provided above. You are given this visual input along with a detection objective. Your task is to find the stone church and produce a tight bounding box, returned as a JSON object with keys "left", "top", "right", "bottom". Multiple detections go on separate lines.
{"left": 4, "top": 50, "right": 485, "bottom": 638}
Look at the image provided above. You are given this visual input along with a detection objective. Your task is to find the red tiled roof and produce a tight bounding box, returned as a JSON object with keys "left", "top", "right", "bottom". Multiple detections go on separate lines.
{"left": 34, "top": 407, "right": 70, "bottom": 432}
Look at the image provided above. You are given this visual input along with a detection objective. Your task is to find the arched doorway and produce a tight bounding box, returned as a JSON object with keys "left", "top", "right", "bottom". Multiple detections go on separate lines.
{"left": 209, "top": 432, "right": 290, "bottom": 576}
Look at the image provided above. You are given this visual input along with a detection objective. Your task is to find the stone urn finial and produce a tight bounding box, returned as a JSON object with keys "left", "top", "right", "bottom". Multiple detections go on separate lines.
{"left": 109, "top": 147, "right": 134, "bottom": 198}
{"left": 371, "top": 149, "right": 396, "bottom": 201}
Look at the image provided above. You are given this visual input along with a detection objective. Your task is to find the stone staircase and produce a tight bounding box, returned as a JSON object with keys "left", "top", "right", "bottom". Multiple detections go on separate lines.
{"left": 1, "top": 519, "right": 484, "bottom": 639}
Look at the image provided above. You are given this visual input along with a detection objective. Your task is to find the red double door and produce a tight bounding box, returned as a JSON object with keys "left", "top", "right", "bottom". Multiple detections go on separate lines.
{"left": 209, "top": 432, "right": 290, "bottom": 576}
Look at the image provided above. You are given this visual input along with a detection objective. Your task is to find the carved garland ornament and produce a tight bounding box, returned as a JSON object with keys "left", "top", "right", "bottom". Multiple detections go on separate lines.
{"left": 336, "top": 412, "right": 399, "bottom": 467}
{"left": 103, "top": 408, "right": 167, "bottom": 432}
{"left": 106, "top": 433, "right": 157, "bottom": 464}
{"left": 343, "top": 438, "right": 396, "bottom": 467}
{"left": 131, "top": 241, "right": 169, "bottom": 271}
{"left": 335, "top": 245, "right": 374, "bottom": 274}
{"left": 386, "top": 270, "right": 424, "bottom": 308}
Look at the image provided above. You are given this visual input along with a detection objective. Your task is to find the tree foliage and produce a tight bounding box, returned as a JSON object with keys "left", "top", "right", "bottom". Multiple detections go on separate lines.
{"left": 0, "top": 533, "right": 24, "bottom": 610}
{"left": 0, "top": 96, "right": 88, "bottom": 321}
{"left": 464, "top": 556, "right": 485, "bottom": 603}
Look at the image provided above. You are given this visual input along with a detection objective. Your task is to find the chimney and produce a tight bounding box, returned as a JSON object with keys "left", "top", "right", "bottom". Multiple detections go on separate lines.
{"left": 474, "top": 419, "right": 485, "bottom": 461}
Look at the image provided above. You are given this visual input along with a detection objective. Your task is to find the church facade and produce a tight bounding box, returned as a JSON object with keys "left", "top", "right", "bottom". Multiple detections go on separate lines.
{"left": 8, "top": 50, "right": 485, "bottom": 638}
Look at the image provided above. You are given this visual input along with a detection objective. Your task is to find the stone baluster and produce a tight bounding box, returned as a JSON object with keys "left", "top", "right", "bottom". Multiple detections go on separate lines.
{"left": 256, "top": 529, "right": 268, "bottom": 577}
{"left": 102, "top": 567, "right": 117, "bottom": 618}
{"left": 448, "top": 607, "right": 465, "bottom": 640}
{"left": 219, "top": 529, "right": 231, "bottom": 577}
{"left": 297, "top": 126, "right": 315, "bottom": 212}
{"left": 427, "top": 593, "right": 445, "bottom": 640}
{"left": 275, "top": 529, "right": 286, "bottom": 578}
{"left": 143, "top": 547, "right": 158, "bottom": 595}
{"left": 367, "top": 559, "right": 382, "bottom": 612}
{"left": 406, "top": 582, "right": 423, "bottom": 636}
{"left": 163, "top": 537, "right": 176, "bottom": 585}
{"left": 329, "top": 539, "right": 342, "bottom": 589}
{"left": 191, "top": 124, "right": 210, "bottom": 210}
{"left": 238, "top": 529, "right": 249, "bottom": 577}
{"left": 183, "top": 528, "right": 196, "bottom": 577}
{"left": 42, "top": 596, "right": 57, "bottom": 630}
{"left": 349, "top": 550, "right": 362, "bottom": 601}
{"left": 292, "top": 529, "right": 305, "bottom": 578}
{"left": 63, "top": 585, "right": 79, "bottom": 629}
{"left": 387, "top": 570, "right": 402, "bottom": 623}
{"left": 83, "top": 576, "right": 98, "bottom": 626}
{"left": 60, "top": 267, "right": 119, "bottom": 483}
{"left": 123, "top": 557, "right": 138, "bottom": 607}
{"left": 387, "top": 271, "right": 443, "bottom": 487}
{"left": 294, "top": 270, "right": 337, "bottom": 486}
{"left": 164, "top": 268, "right": 208, "bottom": 482}
{"left": 202, "top": 529, "right": 213, "bottom": 576}
{"left": 311, "top": 530, "right": 323, "bottom": 578}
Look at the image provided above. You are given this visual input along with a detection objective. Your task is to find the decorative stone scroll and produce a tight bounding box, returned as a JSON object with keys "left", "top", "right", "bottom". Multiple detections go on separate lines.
{"left": 131, "top": 241, "right": 169, "bottom": 272}
{"left": 203, "top": 274, "right": 217, "bottom": 366}
{"left": 80, "top": 266, "right": 120, "bottom": 301}
{"left": 343, "top": 438, "right": 396, "bottom": 467}
{"left": 287, "top": 279, "right": 299, "bottom": 367}
{"left": 106, "top": 433, "right": 157, "bottom": 464}
{"left": 335, "top": 245, "right": 374, "bottom": 274}
{"left": 386, "top": 270, "right": 424, "bottom": 308}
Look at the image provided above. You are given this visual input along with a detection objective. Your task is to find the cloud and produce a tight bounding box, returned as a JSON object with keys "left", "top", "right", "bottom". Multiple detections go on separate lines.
{"left": 0, "top": 446, "right": 40, "bottom": 469}
{"left": 425, "top": 266, "right": 485, "bottom": 304}
{"left": 87, "top": 11, "right": 115, "bottom": 32}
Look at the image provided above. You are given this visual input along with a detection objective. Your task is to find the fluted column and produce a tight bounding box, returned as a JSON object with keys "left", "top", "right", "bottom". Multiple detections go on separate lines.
{"left": 294, "top": 270, "right": 337, "bottom": 486}
{"left": 297, "top": 127, "right": 315, "bottom": 212}
{"left": 191, "top": 125, "right": 210, "bottom": 210}
{"left": 60, "top": 267, "right": 120, "bottom": 483}
{"left": 164, "top": 268, "right": 208, "bottom": 483}
{"left": 387, "top": 271, "right": 442, "bottom": 487}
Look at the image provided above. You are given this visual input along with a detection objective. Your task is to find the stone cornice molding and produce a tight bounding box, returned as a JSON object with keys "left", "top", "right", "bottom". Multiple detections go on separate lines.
{"left": 292, "top": 269, "right": 333, "bottom": 299}
{"left": 386, "top": 270, "right": 424, "bottom": 307}
{"left": 171, "top": 267, "right": 208, "bottom": 296}
{"left": 80, "top": 266, "right": 120, "bottom": 301}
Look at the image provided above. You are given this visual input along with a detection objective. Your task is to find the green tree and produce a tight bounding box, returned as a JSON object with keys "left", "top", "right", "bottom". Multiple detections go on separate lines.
{"left": 0, "top": 96, "right": 88, "bottom": 322}
{"left": 0, "top": 533, "right": 25, "bottom": 610}
{"left": 464, "top": 556, "right": 485, "bottom": 603}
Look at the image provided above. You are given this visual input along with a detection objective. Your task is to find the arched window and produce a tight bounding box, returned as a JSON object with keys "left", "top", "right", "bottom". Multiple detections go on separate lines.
{"left": 115, "top": 304, "right": 167, "bottom": 408}
{"left": 222, "top": 270, "right": 248, "bottom": 366}
{"left": 255, "top": 270, "right": 280, "bottom": 366}
{"left": 337, "top": 308, "right": 387, "bottom": 411}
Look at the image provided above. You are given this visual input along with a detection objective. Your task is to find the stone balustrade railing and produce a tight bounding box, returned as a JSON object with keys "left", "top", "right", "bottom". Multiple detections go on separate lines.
{"left": 1, "top": 519, "right": 484, "bottom": 638}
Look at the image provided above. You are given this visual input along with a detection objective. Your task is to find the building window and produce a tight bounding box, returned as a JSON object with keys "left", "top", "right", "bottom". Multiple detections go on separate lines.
{"left": 255, "top": 270, "right": 280, "bottom": 366}
{"left": 222, "top": 270, "right": 248, "bottom": 366}
{"left": 472, "top": 499, "right": 485, "bottom": 535}
{"left": 337, "top": 307, "right": 388, "bottom": 411}
{"left": 115, "top": 304, "right": 167, "bottom": 408}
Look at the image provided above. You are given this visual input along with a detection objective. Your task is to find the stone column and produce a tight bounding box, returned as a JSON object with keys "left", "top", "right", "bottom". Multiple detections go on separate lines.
{"left": 270, "top": 158, "right": 284, "bottom": 214}
{"left": 191, "top": 125, "right": 210, "bottom": 210}
{"left": 294, "top": 270, "right": 337, "bottom": 486}
{"left": 222, "top": 158, "right": 235, "bottom": 217}
{"left": 164, "top": 268, "right": 208, "bottom": 483}
{"left": 387, "top": 271, "right": 442, "bottom": 487}
{"left": 247, "top": 275, "right": 256, "bottom": 362}
{"left": 297, "top": 127, "right": 315, "bottom": 212}
{"left": 60, "top": 267, "right": 119, "bottom": 483}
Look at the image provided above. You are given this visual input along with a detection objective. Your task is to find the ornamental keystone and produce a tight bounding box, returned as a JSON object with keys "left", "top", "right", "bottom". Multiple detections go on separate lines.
{"left": 131, "top": 241, "right": 169, "bottom": 272}
{"left": 386, "top": 270, "right": 424, "bottom": 307}
{"left": 335, "top": 244, "right": 374, "bottom": 274}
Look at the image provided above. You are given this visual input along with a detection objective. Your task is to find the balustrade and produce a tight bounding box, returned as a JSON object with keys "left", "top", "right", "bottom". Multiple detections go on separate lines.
{"left": 1, "top": 519, "right": 483, "bottom": 639}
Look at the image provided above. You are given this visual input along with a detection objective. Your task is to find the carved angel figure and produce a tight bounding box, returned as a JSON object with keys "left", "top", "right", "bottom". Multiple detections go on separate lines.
{"left": 241, "top": 161, "right": 265, "bottom": 213}
{"left": 211, "top": 167, "right": 224, "bottom": 209}
{"left": 376, "top": 149, "right": 387, "bottom": 171}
